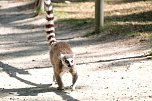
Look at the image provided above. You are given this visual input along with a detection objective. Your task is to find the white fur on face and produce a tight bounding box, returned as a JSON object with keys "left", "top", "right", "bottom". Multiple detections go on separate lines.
{"left": 60, "top": 54, "right": 75, "bottom": 68}
{"left": 67, "top": 58, "right": 74, "bottom": 66}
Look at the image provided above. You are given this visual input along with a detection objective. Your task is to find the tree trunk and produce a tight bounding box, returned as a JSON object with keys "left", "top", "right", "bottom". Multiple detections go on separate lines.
{"left": 95, "top": 0, "right": 104, "bottom": 33}
{"left": 34, "top": 0, "right": 45, "bottom": 16}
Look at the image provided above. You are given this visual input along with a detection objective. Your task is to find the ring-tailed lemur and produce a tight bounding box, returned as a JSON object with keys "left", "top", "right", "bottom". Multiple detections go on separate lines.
{"left": 44, "top": 0, "right": 78, "bottom": 91}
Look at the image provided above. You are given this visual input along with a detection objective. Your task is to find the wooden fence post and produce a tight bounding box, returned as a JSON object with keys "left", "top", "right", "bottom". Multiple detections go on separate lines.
{"left": 95, "top": 0, "right": 104, "bottom": 33}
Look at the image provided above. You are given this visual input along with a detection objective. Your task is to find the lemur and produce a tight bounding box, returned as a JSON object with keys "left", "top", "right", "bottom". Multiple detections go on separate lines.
{"left": 44, "top": 0, "right": 78, "bottom": 90}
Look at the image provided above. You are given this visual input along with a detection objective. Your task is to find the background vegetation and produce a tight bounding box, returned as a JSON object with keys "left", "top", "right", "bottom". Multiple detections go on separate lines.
{"left": 52, "top": 0, "right": 151, "bottom": 42}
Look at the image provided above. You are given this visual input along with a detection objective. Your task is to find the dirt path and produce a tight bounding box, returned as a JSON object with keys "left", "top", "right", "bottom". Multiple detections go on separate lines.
{"left": 0, "top": 1, "right": 152, "bottom": 101}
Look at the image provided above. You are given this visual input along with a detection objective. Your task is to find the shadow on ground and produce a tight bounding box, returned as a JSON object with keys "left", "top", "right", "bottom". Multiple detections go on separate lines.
{"left": 0, "top": 2, "right": 36, "bottom": 24}
{"left": 1, "top": 86, "right": 79, "bottom": 101}
{"left": 0, "top": 61, "right": 79, "bottom": 100}
{"left": 77, "top": 53, "right": 152, "bottom": 66}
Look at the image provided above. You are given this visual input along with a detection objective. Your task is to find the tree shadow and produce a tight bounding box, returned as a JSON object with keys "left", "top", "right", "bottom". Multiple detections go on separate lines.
{"left": 0, "top": 1, "right": 34, "bottom": 12}
{"left": 0, "top": 61, "right": 42, "bottom": 86}
{"left": 0, "top": 31, "right": 48, "bottom": 60}
{"left": 0, "top": 61, "right": 29, "bottom": 75}
{"left": 0, "top": 1, "right": 36, "bottom": 25}
{"left": 0, "top": 61, "right": 79, "bottom": 100}
{"left": 0, "top": 11, "right": 35, "bottom": 25}
{"left": 0, "top": 2, "right": 47, "bottom": 59}
{"left": 1, "top": 86, "right": 79, "bottom": 101}
{"left": 79, "top": 54, "right": 151, "bottom": 65}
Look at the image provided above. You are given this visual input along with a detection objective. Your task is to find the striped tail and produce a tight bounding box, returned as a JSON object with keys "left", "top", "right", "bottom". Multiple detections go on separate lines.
{"left": 44, "top": 0, "right": 56, "bottom": 46}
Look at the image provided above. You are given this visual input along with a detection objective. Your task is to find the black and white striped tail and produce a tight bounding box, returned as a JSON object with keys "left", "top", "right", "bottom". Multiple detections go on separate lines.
{"left": 44, "top": 0, "right": 56, "bottom": 46}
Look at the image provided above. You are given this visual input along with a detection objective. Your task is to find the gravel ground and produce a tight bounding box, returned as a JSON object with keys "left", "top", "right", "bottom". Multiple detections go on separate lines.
{"left": 0, "top": 1, "right": 152, "bottom": 101}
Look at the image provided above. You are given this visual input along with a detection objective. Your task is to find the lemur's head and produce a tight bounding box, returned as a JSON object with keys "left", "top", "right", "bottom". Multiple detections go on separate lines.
{"left": 60, "top": 54, "right": 75, "bottom": 68}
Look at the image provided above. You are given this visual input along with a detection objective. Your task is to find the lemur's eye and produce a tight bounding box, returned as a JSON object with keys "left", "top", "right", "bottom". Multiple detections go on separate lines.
{"left": 71, "top": 60, "right": 73, "bottom": 63}
{"left": 65, "top": 60, "right": 69, "bottom": 64}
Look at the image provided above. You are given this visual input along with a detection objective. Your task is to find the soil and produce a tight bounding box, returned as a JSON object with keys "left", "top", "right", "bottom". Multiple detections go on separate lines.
{"left": 0, "top": 1, "right": 152, "bottom": 101}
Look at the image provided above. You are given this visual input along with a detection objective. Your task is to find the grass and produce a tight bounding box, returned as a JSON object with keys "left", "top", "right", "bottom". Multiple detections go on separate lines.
{"left": 53, "top": 2, "right": 94, "bottom": 31}
{"left": 104, "top": 1, "right": 152, "bottom": 37}
{"left": 52, "top": 0, "right": 152, "bottom": 42}
{"left": 53, "top": 2, "right": 94, "bottom": 21}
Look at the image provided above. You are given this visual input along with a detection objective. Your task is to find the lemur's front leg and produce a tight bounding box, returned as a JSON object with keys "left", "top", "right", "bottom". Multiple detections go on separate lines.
{"left": 70, "top": 69, "right": 78, "bottom": 90}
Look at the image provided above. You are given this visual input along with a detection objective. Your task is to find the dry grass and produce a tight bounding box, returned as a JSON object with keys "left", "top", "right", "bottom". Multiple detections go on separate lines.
{"left": 104, "top": 1, "right": 152, "bottom": 41}
{"left": 53, "top": 0, "right": 152, "bottom": 42}
{"left": 54, "top": 2, "right": 94, "bottom": 19}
